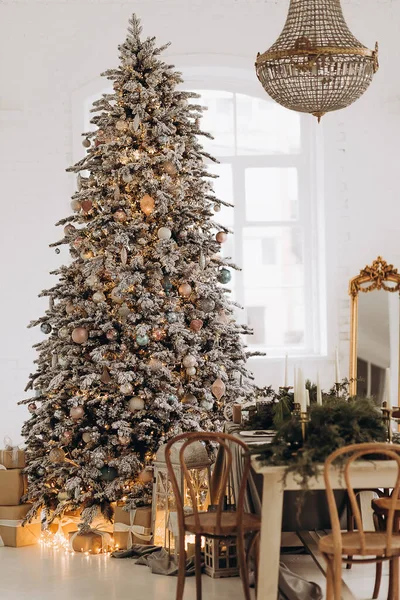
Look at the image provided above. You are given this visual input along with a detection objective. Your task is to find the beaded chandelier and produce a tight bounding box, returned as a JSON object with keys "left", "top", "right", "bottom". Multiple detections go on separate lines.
{"left": 255, "top": 0, "right": 379, "bottom": 121}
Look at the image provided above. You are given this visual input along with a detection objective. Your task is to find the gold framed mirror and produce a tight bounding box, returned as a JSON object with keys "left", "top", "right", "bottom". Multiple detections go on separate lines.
{"left": 349, "top": 257, "right": 400, "bottom": 405}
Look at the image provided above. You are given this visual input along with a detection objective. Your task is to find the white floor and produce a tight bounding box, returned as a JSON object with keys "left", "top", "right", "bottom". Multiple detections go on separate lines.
{"left": 0, "top": 545, "right": 391, "bottom": 599}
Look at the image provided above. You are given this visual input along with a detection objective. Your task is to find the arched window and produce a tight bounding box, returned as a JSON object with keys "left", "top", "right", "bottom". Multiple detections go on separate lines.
{"left": 189, "top": 88, "right": 323, "bottom": 355}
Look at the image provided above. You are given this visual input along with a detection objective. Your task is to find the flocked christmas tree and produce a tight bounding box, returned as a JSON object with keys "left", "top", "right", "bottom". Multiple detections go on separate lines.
{"left": 20, "top": 14, "right": 258, "bottom": 527}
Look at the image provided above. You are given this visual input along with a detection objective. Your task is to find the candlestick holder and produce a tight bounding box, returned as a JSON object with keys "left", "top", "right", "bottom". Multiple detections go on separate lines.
{"left": 300, "top": 412, "right": 309, "bottom": 442}
{"left": 279, "top": 385, "right": 293, "bottom": 396}
{"left": 382, "top": 402, "right": 393, "bottom": 443}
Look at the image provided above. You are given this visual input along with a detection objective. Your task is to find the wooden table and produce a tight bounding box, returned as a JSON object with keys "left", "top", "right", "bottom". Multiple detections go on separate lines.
{"left": 251, "top": 458, "right": 399, "bottom": 600}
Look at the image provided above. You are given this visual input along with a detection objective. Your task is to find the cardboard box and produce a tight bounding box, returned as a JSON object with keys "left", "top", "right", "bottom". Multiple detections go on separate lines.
{"left": 0, "top": 504, "right": 41, "bottom": 547}
{"left": 113, "top": 505, "right": 152, "bottom": 549}
{"left": 0, "top": 449, "right": 25, "bottom": 469}
{"left": 0, "top": 470, "right": 26, "bottom": 506}
{"left": 69, "top": 530, "right": 113, "bottom": 553}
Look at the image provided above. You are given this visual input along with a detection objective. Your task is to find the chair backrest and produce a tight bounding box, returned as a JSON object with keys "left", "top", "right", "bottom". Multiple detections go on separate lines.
{"left": 324, "top": 442, "right": 400, "bottom": 557}
{"left": 164, "top": 431, "right": 251, "bottom": 537}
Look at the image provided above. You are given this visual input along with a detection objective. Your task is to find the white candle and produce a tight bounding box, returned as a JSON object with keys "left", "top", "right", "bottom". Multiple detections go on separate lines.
{"left": 293, "top": 367, "right": 297, "bottom": 403}
{"left": 298, "top": 369, "right": 307, "bottom": 412}
{"left": 284, "top": 354, "right": 288, "bottom": 387}
{"left": 335, "top": 347, "right": 341, "bottom": 384}
{"left": 317, "top": 372, "right": 322, "bottom": 406}
{"left": 305, "top": 389, "right": 310, "bottom": 407}
{"left": 385, "top": 367, "right": 391, "bottom": 409}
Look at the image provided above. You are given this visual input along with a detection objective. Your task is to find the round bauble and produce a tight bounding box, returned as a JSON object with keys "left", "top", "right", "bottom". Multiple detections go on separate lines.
{"left": 64, "top": 224, "right": 75, "bottom": 236}
{"left": 114, "top": 209, "right": 127, "bottom": 223}
{"left": 216, "top": 232, "right": 228, "bottom": 244}
{"left": 37, "top": 467, "right": 45, "bottom": 476}
{"left": 167, "top": 311, "right": 178, "bottom": 323}
{"left": 178, "top": 283, "right": 192, "bottom": 297}
{"left": 116, "top": 120, "right": 127, "bottom": 131}
{"left": 57, "top": 491, "right": 69, "bottom": 502}
{"left": 140, "top": 194, "right": 155, "bottom": 215}
{"left": 100, "top": 466, "right": 118, "bottom": 481}
{"left": 163, "top": 161, "right": 177, "bottom": 176}
{"left": 62, "top": 430, "right": 72, "bottom": 443}
{"left": 138, "top": 468, "right": 153, "bottom": 484}
{"left": 106, "top": 328, "right": 118, "bottom": 341}
{"left": 72, "top": 327, "right": 88, "bottom": 344}
{"left": 181, "top": 393, "right": 197, "bottom": 405}
{"left": 70, "top": 406, "right": 84, "bottom": 420}
{"left": 81, "top": 200, "right": 93, "bottom": 213}
{"left": 211, "top": 377, "right": 226, "bottom": 400}
{"left": 81, "top": 249, "right": 94, "bottom": 260}
{"left": 65, "top": 301, "right": 75, "bottom": 314}
{"left": 119, "top": 435, "right": 130, "bottom": 446}
{"left": 151, "top": 328, "right": 166, "bottom": 341}
{"left": 157, "top": 227, "right": 172, "bottom": 241}
{"left": 183, "top": 354, "right": 197, "bottom": 368}
{"left": 120, "top": 382, "right": 133, "bottom": 396}
{"left": 186, "top": 367, "right": 196, "bottom": 376}
{"left": 82, "top": 432, "right": 92, "bottom": 443}
{"left": 148, "top": 358, "right": 162, "bottom": 371}
{"left": 82, "top": 138, "right": 91, "bottom": 148}
{"left": 122, "top": 171, "right": 132, "bottom": 183}
{"left": 49, "top": 448, "right": 66, "bottom": 464}
{"left": 128, "top": 397, "right": 145, "bottom": 411}
{"left": 217, "top": 268, "right": 232, "bottom": 284}
{"left": 58, "top": 356, "right": 68, "bottom": 368}
{"left": 190, "top": 319, "right": 203, "bottom": 332}
{"left": 214, "top": 204, "right": 221, "bottom": 213}
{"left": 28, "top": 402, "right": 37, "bottom": 413}
{"left": 40, "top": 322, "right": 52, "bottom": 334}
{"left": 71, "top": 199, "right": 81, "bottom": 212}
{"left": 136, "top": 333, "right": 149, "bottom": 347}
{"left": 118, "top": 304, "right": 130, "bottom": 319}
{"left": 92, "top": 291, "right": 106, "bottom": 303}
{"left": 138, "top": 238, "right": 147, "bottom": 245}
{"left": 168, "top": 394, "right": 178, "bottom": 402}
{"left": 58, "top": 327, "right": 70, "bottom": 340}
{"left": 197, "top": 298, "right": 216, "bottom": 313}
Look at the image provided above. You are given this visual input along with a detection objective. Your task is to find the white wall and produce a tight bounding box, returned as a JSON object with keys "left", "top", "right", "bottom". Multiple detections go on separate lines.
{"left": 1, "top": 0, "right": 399, "bottom": 442}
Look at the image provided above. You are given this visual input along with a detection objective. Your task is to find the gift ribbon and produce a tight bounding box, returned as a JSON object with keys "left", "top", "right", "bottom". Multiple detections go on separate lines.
{"left": 0, "top": 518, "right": 41, "bottom": 547}
{"left": 69, "top": 525, "right": 113, "bottom": 552}
{"left": 54, "top": 515, "right": 82, "bottom": 535}
{"left": 2, "top": 436, "right": 22, "bottom": 467}
{"left": 113, "top": 509, "right": 152, "bottom": 548}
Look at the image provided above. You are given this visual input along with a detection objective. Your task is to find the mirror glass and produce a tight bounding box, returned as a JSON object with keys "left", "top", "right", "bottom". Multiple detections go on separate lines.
{"left": 357, "top": 290, "right": 390, "bottom": 404}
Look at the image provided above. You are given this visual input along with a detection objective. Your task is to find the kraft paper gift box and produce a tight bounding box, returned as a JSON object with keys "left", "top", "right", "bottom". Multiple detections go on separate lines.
{"left": 0, "top": 449, "right": 25, "bottom": 469}
{"left": 0, "top": 470, "right": 27, "bottom": 505}
{"left": 48, "top": 510, "right": 83, "bottom": 536}
{"left": 69, "top": 530, "right": 113, "bottom": 553}
{"left": 0, "top": 504, "right": 41, "bottom": 547}
{"left": 113, "top": 505, "right": 152, "bottom": 549}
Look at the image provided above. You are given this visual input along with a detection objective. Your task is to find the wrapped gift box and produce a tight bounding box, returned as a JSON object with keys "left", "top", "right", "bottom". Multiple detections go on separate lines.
{"left": 0, "top": 449, "right": 25, "bottom": 469}
{"left": 113, "top": 505, "right": 152, "bottom": 549}
{"left": 0, "top": 470, "right": 27, "bottom": 505}
{"left": 69, "top": 530, "right": 113, "bottom": 553}
{"left": 0, "top": 504, "right": 40, "bottom": 547}
{"left": 48, "top": 510, "right": 83, "bottom": 536}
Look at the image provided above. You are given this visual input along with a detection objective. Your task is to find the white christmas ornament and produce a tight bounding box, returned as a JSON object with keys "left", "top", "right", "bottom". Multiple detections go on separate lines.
{"left": 92, "top": 291, "right": 106, "bottom": 303}
{"left": 186, "top": 367, "right": 196, "bottom": 376}
{"left": 211, "top": 378, "right": 226, "bottom": 400}
{"left": 183, "top": 355, "right": 197, "bottom": 368}
{"left": 120, "top": 382, "right": 133, "bottom": 395}
{"left": 128, "top": 397, "right": 145, "bottom": 411}
{"left": 157, "top": 227, "right": 172, "bottom": 240}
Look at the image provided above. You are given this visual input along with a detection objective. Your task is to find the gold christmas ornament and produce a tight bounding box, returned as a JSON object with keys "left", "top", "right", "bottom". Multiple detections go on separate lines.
{"left": 178, "top": 283, "right": 192, "bottom": 297}
{"left": 72, "top": 327, "right": 89, "bottom": 344}
{"left": 216, "top": 232, "right": 227, "bottom": 244}
{"left": 140, "top": 194, "right": 155, "bottom": 215}
{"left": 255, "top": 0, "right": 378, "bottom": 121}
{"left": 211, "top": 377, "right": 226, "bottom": 400}
{"left": 49, "top": 448, "right": 66, "bottom": 464}
{"left": 163, "top": 161, "right": 177, "bottom": 176}
{"left": 70, "top": 406, "right": 84, "bottom": 420}
{"left": 113, "top": 209, "right": 128, "bottom": 223}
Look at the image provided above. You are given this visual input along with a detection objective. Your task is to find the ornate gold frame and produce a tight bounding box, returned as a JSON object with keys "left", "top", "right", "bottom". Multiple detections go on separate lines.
{"left": 349, "top": 257, "right": 400, "bottom": 398}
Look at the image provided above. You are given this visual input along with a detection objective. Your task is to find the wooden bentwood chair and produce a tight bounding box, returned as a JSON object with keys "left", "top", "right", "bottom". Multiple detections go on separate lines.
{"left": 165, "top": 432, "right": 260, "bottom": 600}
{"left": 319, "top": 443, "right": 400, "bottom": 600}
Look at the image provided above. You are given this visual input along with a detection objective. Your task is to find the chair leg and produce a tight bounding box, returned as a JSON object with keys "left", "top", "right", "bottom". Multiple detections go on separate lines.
{"left": 333, "top": 557, "right": 342, "bottom": 600}
{"left": 176, "top": 536, "right": 186, "bottom": 600}
{"left": 254, "top": 533, "right": 260, "bottom": 599}
{"left": 195, "top": 534, "right": 202, "bottom": 600}
{"left": 373, "top": 560, "right": 383, "bottom": 599}
{"left": 325, "top": 555, "right": 334, "bottom": 600}
{"left": 346, "top": 496, "right": 354, "bottom": 570}
{"left": 389, "top": 557, "right": 399, "bottom": 600}
{"left": 237, "top": 531, "right": 252, "bottom": 600}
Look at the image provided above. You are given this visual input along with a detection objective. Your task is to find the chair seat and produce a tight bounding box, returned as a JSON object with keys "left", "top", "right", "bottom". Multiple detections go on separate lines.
{"left": 372, "top": 497, "right": 400, "bottom": 515}
{"left": 319, "top": 531, "right": 400, "bottom": 556}
{"left": 184, "top": 511, "right": 261, "bottom": 536}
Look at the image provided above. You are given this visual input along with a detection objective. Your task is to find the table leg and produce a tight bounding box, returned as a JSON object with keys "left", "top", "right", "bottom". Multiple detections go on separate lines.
{"left": 257, "top": 472, "right": 284, "bottom": 600}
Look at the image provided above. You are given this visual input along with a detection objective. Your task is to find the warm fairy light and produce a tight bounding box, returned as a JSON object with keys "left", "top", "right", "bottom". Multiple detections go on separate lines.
{"left": 40, "top": 529, "right": 116, "bottom": 555}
